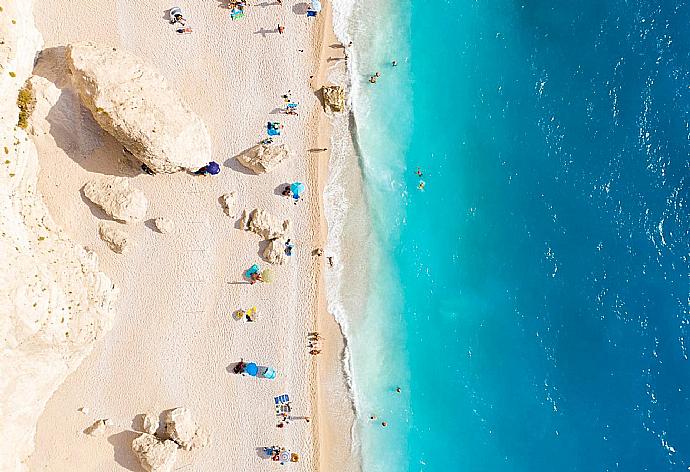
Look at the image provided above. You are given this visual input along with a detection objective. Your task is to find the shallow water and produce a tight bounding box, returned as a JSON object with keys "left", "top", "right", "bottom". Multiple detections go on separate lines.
{"left": 331, "top": 0, "right": 690, "bottom": 470}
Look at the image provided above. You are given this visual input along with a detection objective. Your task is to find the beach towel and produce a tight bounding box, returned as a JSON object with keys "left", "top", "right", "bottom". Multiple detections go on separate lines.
{"left": 230, "top": 8, "right": 244, "bottom": 20}
{"left": 267, "top": 127, "right": 280, "bottom": 136}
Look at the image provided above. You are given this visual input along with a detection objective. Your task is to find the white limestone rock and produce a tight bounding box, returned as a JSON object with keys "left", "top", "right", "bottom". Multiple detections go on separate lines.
{"left": 143, "top": 414, "right": 158, "bottom": 435}
{"left": 220, "top": 192, "right": 236, "bottom": 217}
{"left": 98, "top": 223, "right": 131, "bottom": 254}
{"left": 244, "top": 209, "right": 291, "bottom": 240}
{"left": 163, "top": 407, "right": 210, "bottom": 451}
{"left": 131, "top": 433, "right": 178, "bottom": 472}
{"left": 263, "top": 238, "right": 287, "bottom": 265}
{"left": 236, "top": 143, "right": 292, "bottom": 174}
{"left": 0, "top": 3, "right": 118, "bottom": 470}
{"left": 154, "top": 217, "right": 174, "bottom": 234}
{"left": 83, "top": 176, "right": 147, "bottom": 223}
{"left": 66, "top": 42, "right": 212, "bottom": 173}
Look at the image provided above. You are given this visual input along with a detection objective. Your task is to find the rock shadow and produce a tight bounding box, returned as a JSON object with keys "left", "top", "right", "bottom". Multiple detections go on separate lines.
{"left": 224, "top": 152, "right": 255, "bottom": 176}
{"left": 107, "top": 430, "right": 141, "bottom": 472}
{"left": 144, "top": 218, "right": 160, "bottom": 233}
{"left": 313, "top": 87, "right": 326, "bottom": 110}
{"left": 257, "top": 239, "right": 270, "bottom": 261}
{"left": 226, "top": 361, "right": 245, "bottom": 374}
{"left": 292, "top": 2, "right": 309, "bottom": 14}
{"left": 32, "top": 47, "right": 135, "bottom": 177}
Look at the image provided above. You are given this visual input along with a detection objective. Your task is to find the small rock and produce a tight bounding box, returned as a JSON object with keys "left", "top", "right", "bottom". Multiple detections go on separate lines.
{"left": 153, "top": 217, "right": 174, "bottom": 234}
{"left": 262, "top": 238, "right": 287, "bottom": 265}
{"left": 131, "top": 433, "right": 178, "bottom": 472}
{"left": 163, "top": 407, "right": 210, "bottom": 451}
{"left": 220, "top": 192, "right": 236, "bottom": 217}
{"left": 143, "top": 414, "right": 158, "bottom": 435}
{"left": 83, "top": 176, "right": 148, "bottom": 223}
{"left": 98, "top": 223, "right": 131, "bottom": 254}
{"left": 78, "top": 407, "right": 90, "bottom": 415}
{"left": 235, "top": 143, "right": 292, "bottom": 174}
{"left": 84, "top": 419, "right": 109, "bottom": 437}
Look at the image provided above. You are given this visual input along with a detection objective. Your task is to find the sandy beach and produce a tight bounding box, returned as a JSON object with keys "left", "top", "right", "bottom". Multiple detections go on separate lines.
{"left": 21, "top": 0, "right": 354, "bottom": 470}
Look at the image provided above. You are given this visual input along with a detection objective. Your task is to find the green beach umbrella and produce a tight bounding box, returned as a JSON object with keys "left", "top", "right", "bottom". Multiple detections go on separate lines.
{"left": 261, "top": 268, "right": 275, "bottom": 283}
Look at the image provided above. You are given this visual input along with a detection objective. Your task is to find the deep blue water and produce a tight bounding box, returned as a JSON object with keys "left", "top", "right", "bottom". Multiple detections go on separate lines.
{"left": 345, "top": 0, "right": 690, "bottom": 470}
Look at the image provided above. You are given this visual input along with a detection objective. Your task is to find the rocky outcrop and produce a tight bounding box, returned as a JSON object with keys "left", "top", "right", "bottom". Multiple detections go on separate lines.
{"left": 143, "top": 414, "right": 158, "bottom": 435}
{"left": 153, "top": 217, "right": 174, "bottom": 234}
{"left": 83, "top": 176, "right": 148, "bottom": 223}
{"left": 0, "top": 4, "right": 118, "bottom": 471}
{"left": 241, "top": 208, "right": 291, "bottom": 240}
{"left": 163, "top": 407, "right": 210, "bottom": 451}
{"left": 220, "top": 192, "right": 236, "bottom": 217}
{"left": 236, "top": 143, "right": 292, "bottom": 174}
{"left": 98, "top": 223, "right": 131, "bottom": 254}
{"left": 322, "top": 85, "right": 346, "bottom": 112}
{"left": 131, "top": 433, "right": 178, "bottom": 472}
{"left": 263, "top": 237, "right": 287, "bottom": 265}
{"left": 66, "top": 42, "right": 212, "bottom": 173}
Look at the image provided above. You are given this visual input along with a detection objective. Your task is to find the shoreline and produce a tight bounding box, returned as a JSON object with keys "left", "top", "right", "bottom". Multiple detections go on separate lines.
{"left": 311, "top": 0, "right": 359, "bottom": 470}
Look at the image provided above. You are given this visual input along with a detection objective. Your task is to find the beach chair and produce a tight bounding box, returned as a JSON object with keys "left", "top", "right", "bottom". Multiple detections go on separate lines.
{"left": 230, "top": 8, "right": 244, "bottom": 20}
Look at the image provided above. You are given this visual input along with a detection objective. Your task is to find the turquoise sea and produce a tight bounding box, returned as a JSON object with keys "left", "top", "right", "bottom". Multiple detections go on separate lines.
{"left": 329, "top": 0, "right": 689, "bottom": 471}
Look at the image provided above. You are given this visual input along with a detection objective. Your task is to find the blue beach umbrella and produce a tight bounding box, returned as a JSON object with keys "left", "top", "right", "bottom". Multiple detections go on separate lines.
{"left": 290, "top": 182, "right": 305, "bottom": 198}
{"left": 245, "top": 362, "right": 259, "bottom": 376}
{"left": 207, "top": 161, "right": 221, "bottom": 175}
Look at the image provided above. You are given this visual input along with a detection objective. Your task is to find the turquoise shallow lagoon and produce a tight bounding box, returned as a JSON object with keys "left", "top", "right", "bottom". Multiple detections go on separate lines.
{"left": 332, "top": 0, "right": 690, "bottom": 470}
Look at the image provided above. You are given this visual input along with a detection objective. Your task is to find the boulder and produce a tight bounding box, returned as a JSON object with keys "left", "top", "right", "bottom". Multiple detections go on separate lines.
{"left": 244, "top": 209, "right": 291, "bottom": 240}
{"left": 131, "top": 433, "right": 178, "bottom": 472}
{"left": 83, "top": 176, "right": 148, "bottom": 223}
{"left": 262, "top": 238, "right": 287, "bottom": 265}
{"left": 66, "top": 42, "right": 212, "bottom": 173}
{"left": 236, "top": 143, "right": 292, "bottom": 174}
{"left": 98, "top": 223, "right": 131, "bottom": 254}
{"left": 84, "top": 419, "right": 109, "bottom": 437}
{"left": 142, "top": 414, "right": 158, "bottom": 435}
{"left": 163, "top": 408, "right": 210, "bottom": 451}
{"left": 219, "top": 192, "right": 236, "bottom": 217}
{"left": 322, "top": 85, "right": 346, "bottom": 112}
{"left": 153, "top": 217, "right": 174, "bottom": 234}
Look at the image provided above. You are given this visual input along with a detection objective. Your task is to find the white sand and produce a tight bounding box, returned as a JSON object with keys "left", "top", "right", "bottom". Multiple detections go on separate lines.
{"left": 25, "top": 1, "right": 349, "bottom": 470}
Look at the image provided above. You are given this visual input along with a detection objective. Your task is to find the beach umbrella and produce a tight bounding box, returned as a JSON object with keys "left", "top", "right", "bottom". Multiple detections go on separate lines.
{"left": 261, "top": 268, "right": 275, "bottom": 283}
{"left": 207, "top": 161, "right": 221, "bottom": 175}
{"left": 244, "top": 362, "right": 258, "bottom": 376}
{"left": 290, "top": 182, "right": 305, "bottom": 197}
{"left": 279, "top": 451, "right": 291, "bottom": 463}
{"left": 310, "top": 0, "right": 322, "bottom": 12}
{"left": 245, "top": 264, "right": 260, "bottom": 278}
{"left": 263, "top": 367, "right": 276, "bottom": 379}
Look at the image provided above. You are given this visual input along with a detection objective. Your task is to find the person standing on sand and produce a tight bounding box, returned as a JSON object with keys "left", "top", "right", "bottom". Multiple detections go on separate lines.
{"left": 278, "top": 24, "right": 285, "bottom": 34}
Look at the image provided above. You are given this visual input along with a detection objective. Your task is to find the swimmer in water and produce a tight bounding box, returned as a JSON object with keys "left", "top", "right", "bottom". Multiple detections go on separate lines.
{"left": 417, "top": 180, "right": 426, "bottom": 191}
{"left": 415, "top": 167, "right": 423, "bottom": 177}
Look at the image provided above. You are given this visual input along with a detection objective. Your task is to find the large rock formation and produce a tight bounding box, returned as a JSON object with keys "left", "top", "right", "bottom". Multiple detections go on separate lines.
{"left": 0, "top": 4, "right": 118, "bottom": 470}
{"left": 163, "top": 407, "right": 210, "bottom": 451}
{"left": 131, "top": 433, "right": 178, "bottom": 472}
{"left": 322, "top": 85, "right": 346, "bottom": 112}
{"left": 83, "top": 176, "right": 148, "bottom": 223}
{"left": 262, "top": 237, "right": 287, "bottom": 265}
{"left": 236, "top": 143, "right": 292, "bottom": 174}
{"left": 66, "top": 42, "right": 212, "bottom": 173}
{"left": 219, "top": 192, "right": 236, "bottom": 217}
{"left": 241, "top": 208, "right": 291, "bottom": 240}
